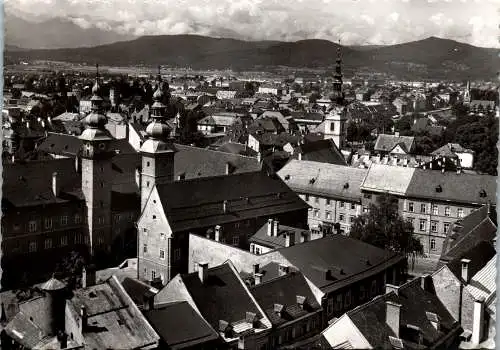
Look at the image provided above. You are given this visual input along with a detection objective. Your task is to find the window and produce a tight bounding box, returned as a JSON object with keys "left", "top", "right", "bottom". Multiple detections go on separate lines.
{"left": 28, "top": 220, "right": 37, "bottom": 232}
{"left": 349, "top": 216, "right": 355, "bottom": 223}
{"left": 326, "top": 211, "right": 332, "bottom": 220}
{"left": 350, "top": 203, "right": 356, "bottom": 210}
{"left": 159, "top": 249, "right": 165, "bottom": 260}
{"left": 255, "top": 247, "right": 261, "bottom": 255}
{"left": 61, "top": 216, "right": 68, "bottom": 226}
{"left": 444, "top": 207, "right": 451, "bottom": 217}
{"left": 344, "top": 290, "right": 352, "bottom": 308}
{"left": 430, "top": 239, "right": 436, "bottom": 251}
{"left": 315, "top": 197, "right": 319, "bottom": 204}
{"left": 234, "top": 222, "right": 240, "bottom": 229}
{"left": 143, "top": 244, "right": 148, "bottom": 253}
{"left": 420, "top": 204, "right": 426, "bottom": 213}
{"left": 457, "top": 208, "right": 464, "bottom": 218}
{"left": 13, "top": 223, "right": 20, "bottom": 231}
{"left": 326, "top": 199, "right": 331, "bottom": 206}
{"left": 61, "top": 236, "right": 68, "bottom": 246}
{"left": 370, "top": 280, "right": 377, "bottom": 296}
{"left": 327, "top": 298, "right": 334, "bottom": 315}
{"left": 431, "top": 221, "right": 438, "bottom": 233}
{"left": 44, "top": 238, "right": 52, "bottom": 249}
{"left": 75, "top": 214, "right": 82, "bottom": 224}
{"left": 151, "top": 270, "right": 156, "bottom": 280}
{"left": 362, "top": 206, "right": 369, "bottom": 213}
{"left": 97, "top": 236, "right": 104, "bottom": 245}
{"left": 408, "top": 202, "right": 414, "bottom": 212}
{"left": 143, "top": 228, "right": 148, "bottom": 234}
{"left": 432, "top": 204, "right": 438, "bottom": 215}
{"left": 339, "top": 201, "right": 345, "bottom": 208}
{"left": 334, "top": 294, "right": 343, "bottom": 312}
{"left": 44, "top": 218, "right": 53, "bottom": 230}
{"left": 314, "top": 210, "right": 319, "bottom": 218}
{"left": 305, "top": 194, "right": 309, "bottom": 202}
{"left": 174, "top": 248, "right": 181, "bottom": 261}
{"left": 232, "top": 236, "right": 239, "bottom": 246}
{"left": 419, "top": 219, "right": 426, "bottom": 231}
{"left": 330, "top": 122, "right": 335, "bottom": 132}
{"left": 444, "top": 222, "right": 450, "bottom": 233}
{"left": 160, "top": 233, "right": 166, "bottom": 240}
{"left": 359, "top": 285, "right": 366, "bottom": 300}
{"left": 339, "top": 214, "right": 345, "bottom": 222}
{"left": 147, "top": 161, "right": 150, "bottom": 167}
{"left": 29, "top": 241, "right": 37, "bottom": 253}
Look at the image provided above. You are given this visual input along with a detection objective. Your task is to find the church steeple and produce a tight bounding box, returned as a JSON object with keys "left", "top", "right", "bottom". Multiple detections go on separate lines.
{"left": 331, "top": 39, "right": 344, "bottom": 105}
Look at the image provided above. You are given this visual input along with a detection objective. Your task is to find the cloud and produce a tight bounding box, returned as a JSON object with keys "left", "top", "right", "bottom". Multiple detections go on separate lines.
{"left": 4, "top": 0, "right": 500, "bottom": 48}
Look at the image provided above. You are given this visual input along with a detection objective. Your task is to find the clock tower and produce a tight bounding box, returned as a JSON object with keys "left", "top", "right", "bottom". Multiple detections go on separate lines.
{"left": 79, "top": 65, "right": 115, "bottom": 257}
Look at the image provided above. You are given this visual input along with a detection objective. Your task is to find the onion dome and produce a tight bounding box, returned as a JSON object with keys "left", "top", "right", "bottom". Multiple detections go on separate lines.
{"left": 146, "top": 119, "right": 171, "bottom": 139}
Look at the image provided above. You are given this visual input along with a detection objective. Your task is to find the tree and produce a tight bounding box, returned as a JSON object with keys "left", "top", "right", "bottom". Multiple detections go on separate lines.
{"left": 350, "top": 194, "right": 424, "bottom": 270}
{"left": 54, "top": 250, "right": 87, "bottom": 290}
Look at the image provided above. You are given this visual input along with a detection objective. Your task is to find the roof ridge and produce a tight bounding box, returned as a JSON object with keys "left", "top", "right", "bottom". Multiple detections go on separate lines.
{"left": 175, "top": 143, "right": 259, "bottom": 160}
{"left": 347, "top": 291, "right": 394, "bottom": 317}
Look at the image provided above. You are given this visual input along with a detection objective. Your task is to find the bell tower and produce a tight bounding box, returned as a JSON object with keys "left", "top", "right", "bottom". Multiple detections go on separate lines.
{"left": 79, "top": 64, "right": 115, "bottom": 257}
{"left": 140, "top": 75, "right": 177, "bottom": 211}
{"left": 330, "top": 40, "right": 345, "bottom": 106}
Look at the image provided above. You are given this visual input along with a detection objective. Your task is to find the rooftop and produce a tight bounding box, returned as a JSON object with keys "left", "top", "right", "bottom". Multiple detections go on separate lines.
{"left": 374, "top": 134, "right": 415, "bottom": 153}
{"left": 249, "top": 221, "right": 310, "bottom": 250}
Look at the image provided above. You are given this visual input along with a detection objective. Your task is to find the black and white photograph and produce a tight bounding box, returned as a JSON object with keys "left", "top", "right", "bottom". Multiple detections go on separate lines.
{"left": 0, "top": 0, "right": 498, "bottom": 348}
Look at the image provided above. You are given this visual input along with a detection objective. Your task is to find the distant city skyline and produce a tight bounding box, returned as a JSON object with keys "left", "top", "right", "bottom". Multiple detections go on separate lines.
{"left": 4, "top": 0, "right": 499, "bottom": 48}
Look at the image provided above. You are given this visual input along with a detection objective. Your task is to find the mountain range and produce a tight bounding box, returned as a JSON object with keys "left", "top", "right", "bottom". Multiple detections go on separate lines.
{"left": 4, "top": 14, "right": 498, "bottom": 80}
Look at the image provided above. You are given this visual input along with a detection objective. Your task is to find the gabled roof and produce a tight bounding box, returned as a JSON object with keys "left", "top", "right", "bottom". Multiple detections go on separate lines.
{"left": 250, "top": 272, "right": 322, "bottom": 326}
{"left": 3, "top": 312, "right": 50, "bottom": 349}
{"left": 174, "top": 144, "right": 261, "bottom": 179}
{"left": 181, "top": 261, "right": 270, "bottom": 332}
{"left": 144, "top": 301, "right": 219, "bottom": 349}
{"left": 155, "top": 171, "right": 308, "bottom": 232}
{"left": 278, "top": 235, "right": 404, "bottom": 293}
{"left": 249, "top": 223, "right": 309, "bottom": 250}
{"left": 440, "top": 205, "right": 497, "bottom": 263}
{"left": 343, "top": 277, "right": 459, "bottom": 349}
{"left": 279, "top": 160, "right": 367, "bottom": 202}
{"left": 431, "top": 143, "right": 474, "bottom": 157}
{"left": 466, "top": 254, "right": 496, "bottom": 303}
{"left": 295, "top": 139, "right": 347, "bottom": 166}
{"left": 374, "top": 134, "right": 415, "bottom": 153}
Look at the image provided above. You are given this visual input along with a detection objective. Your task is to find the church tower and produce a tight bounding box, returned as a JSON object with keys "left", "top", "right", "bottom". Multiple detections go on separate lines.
{"left": 464, "top": 80, "right": 471, "bottom": 105}
{"left": 140, "top": 76, "right": 177, "bottom": 212}
{"left": 79, "top": 65, "right": 115, "bottom": 257}
{"left": 330, "top": 40, "right": 345, "bottom": 105}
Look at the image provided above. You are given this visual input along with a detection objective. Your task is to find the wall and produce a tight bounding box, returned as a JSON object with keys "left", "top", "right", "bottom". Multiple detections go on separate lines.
{"left": 457, "top": 152, "right": 474, "bottom": 169}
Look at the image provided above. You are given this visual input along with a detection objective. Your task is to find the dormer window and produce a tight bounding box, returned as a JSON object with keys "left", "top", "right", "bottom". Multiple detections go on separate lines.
{"left": 479, "top": 189, "right": 487, "bottom": 198}
{"left": 435, "top": 185, "right": 442, "bottom": 193}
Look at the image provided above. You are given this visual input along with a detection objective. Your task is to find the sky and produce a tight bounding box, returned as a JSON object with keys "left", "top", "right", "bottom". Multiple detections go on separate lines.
{"left": 4, "top": 0, "right": 500, "bottom": 48}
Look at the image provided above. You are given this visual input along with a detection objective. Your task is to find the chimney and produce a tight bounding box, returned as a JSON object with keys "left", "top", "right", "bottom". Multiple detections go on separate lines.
{"left": 298, "top": 152, "right": 302, "bottom": 161}
{"left": 394, "top": 131, "right": 400, "bottom": 137}
{"left": 50, "top": 172, "right": 61, "bottom": 200}
{"left": 80, "top": 306, "right": 88, "bottom": 333}
{"left": 386, "top": 301, "right": 401, "bottom": 338}
{"left": 457, "top": 168, "right": 462, "bottom": 175}
{"left": 461, "top": 258, "right": 471, "bottom": 283}
{"left": 82, "top": 265, "right": 96, "bottom": 288}
{"left": 274, "top": 303, "right": 284, "bottom": 318}
{"left": 420, "top": 274, "right": 431, "bottom": 291}
{"left": 273, "top": 220, "right": 279, "bottom": 237}
{"left": 223, "top": 200, "right": 228, "bottom": 213}
{"left": 225, "top": 162, "right": 231, "bottom": 175}
{"left": 254, "top": 273, "right": 263, "bottom": 285}
{"left": 198, "top": 262, "right": 209, "bottom": 283}
{"left": 278, "top": 264, "right": 289, "bottom": 277}
{"left": 59, "top": 332, "right": 68, "bottom": 349}
{"left": 296, "top": 295, "right": 306, "bottom": 309}
{"left": 267, "top": 219, "right": 273, "bottom": 236}
{"left": 385, "top": 284, "right": 399, "bottom": 295}
{"left": 215, "top": 225, "right": 221, "bottom": 242}
{"left": 471, "top": 297, "right": 485, "bottom": 345}
{"left": 285, "top": 232, "right": 295, "bottom": 247}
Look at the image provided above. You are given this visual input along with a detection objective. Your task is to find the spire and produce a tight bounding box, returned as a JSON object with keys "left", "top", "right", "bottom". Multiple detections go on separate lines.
{"left": 81, "top": 63, "right": 109, "bottom": 134}
{"left": 331, "top": 39, "right": 344, "bottom": 105}
{"left": 147, "top": 76, "right": 170, "bottom": 140}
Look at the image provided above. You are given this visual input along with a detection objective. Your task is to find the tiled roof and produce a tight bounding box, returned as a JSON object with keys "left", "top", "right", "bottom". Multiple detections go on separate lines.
{"left": 278, "top": 160, "right": 367, "bottom": 202}
{"left": 250, "top": 131, "right": 300, "bottom": 147}
{"left": 345, "top": 277, "right": 459, "bottom": 349}
{"left": 295, "top": 139, "right": 347, "bottom": 166}
{"left": 445, "top": 241, "right": 496, "bottom": 284}
{"left": 156, "top": 171, "right": 308, "bottom": 232}
{"left": 249, "top": 223, "right": 309, "bottom": 250}
{"left": 374, "top": 134, "right": 415, "bottom": 153}
{"left": 182, "top": 261, "right": 268, "bottom": 331}
{"left": 440, "top": 205, "right": 497, "bottom": 263}
{"left": 466, "top": 254, "right": 496, "bottom": 302}
{"left": 216, "top": 142, "right": 259, "bottom": 157}
{"left": 361, "top": 164, "right": 415, "bottom": 195}
{"left": 279, "top": 235, "right": 404, "bottom": 293}
{"left": 174, "top": 144, "right": 261, "bottom": 179}
{"left": 121, "top": 277, "right": 158, "bottom": 307}
{"left": 144, "top": 301, "right": 219, "bottom": 349}
{"left": 250, "top": 272, "right": 321, "bottom": 326}
{"left": 431, "top": 143, "right": 474, "bottom": 157}
{"left": 3, "top": 312, "right": 49, "bottom": 349}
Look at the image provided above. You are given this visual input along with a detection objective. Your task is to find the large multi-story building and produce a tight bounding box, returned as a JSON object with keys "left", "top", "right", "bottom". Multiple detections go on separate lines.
{"left": 277, "top": 160, "right": 367, "bottom": 235}
{"left": 360, "top": 164, "right": 496, "bottom": 258}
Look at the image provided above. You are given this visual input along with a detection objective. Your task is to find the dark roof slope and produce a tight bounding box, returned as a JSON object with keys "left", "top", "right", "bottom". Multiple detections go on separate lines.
{"left": 250, "top": 272, "right": 321, "bottom": 326}
{"left": 121, "top": 277, "right": 158, "bottom": 306}
{"left": 156, "top": 171, "right": 309, "bottom": 232}
{"left": 144, "top": 301, "right": 219, "bottom": 349}
{"left": 295, "top": 139, "right": 347, "bottom": 166}
{"left": 374, "top": 134, "right": 415, "bottom": 153}
{"left": 182, "top": 262, "right": 264, "bottom": 329}
{"left": 440, "top": 205, "right": 497, "bottom": 263}
{"left": 347, "top": 277, "right": 459, "bottom": 349}
{"left": 445, "top": 241, "right": 496, "bottom": 283}
{"left": 279, "top": 235, "right": 404, "bottom": 293}
{"left": 249, "top": 223, "right": 309, "bottom": 250}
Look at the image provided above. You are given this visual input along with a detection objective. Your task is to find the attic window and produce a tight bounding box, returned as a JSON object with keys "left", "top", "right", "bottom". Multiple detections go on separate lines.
{"left": 284, "top": 175, "right": 290, "bottom": 181}
{"left": 343, "top": 182, "right": 349, "bottom": 189}
{"left": 89, "top": 291, "right": 97, "bottom": 298}
{"left": 309, "top": 178, "right": 316, "bottom": 185}
{"left": 479, "top": 189, "right": 487, "bottom": 198}
{"left": 50, "top": 143, "right": 55, "bottom": 148}
{"left": 435, "top": 185, "right": 442, "bottom": 193}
